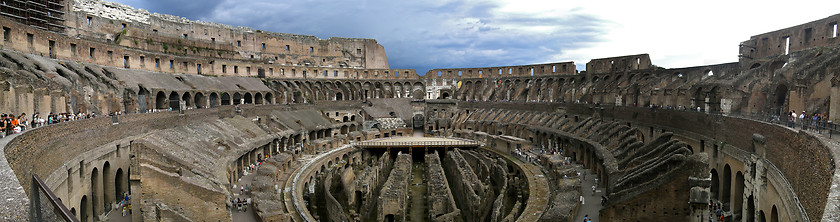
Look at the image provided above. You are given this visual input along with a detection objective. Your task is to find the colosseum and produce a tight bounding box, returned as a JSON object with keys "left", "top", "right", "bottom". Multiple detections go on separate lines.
{"left": 1, "top": 1, "right": 840, "bottom": 222}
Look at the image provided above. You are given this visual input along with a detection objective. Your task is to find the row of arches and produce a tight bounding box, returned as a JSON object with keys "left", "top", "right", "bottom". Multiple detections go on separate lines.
{"left": 710, "top": 164, "right": 782, "bottom": 222}
{"left": 451, "top": 76, "right": 732, "bottom": 113}
{"left": 268, "top": 79, "right": 426, "bottom": 103}
{"left": 131, "top": 88, "right": 274, "bottom": 112}
{"left": 70, "top": 161, "right": 130, "bottom": 222}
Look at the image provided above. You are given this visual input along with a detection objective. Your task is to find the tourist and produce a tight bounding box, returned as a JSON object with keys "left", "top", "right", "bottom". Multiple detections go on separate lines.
{"left": 0, "top": 114, "right": 6, "bottom": 138}
{"left": 17, "top": 113, "right": 26, "bottom": 131}
{"left": 799, "top": 111, "right": 806, "bottom": 129}
{"left": 580, "top": 195, "right": 585, "bottom": 205}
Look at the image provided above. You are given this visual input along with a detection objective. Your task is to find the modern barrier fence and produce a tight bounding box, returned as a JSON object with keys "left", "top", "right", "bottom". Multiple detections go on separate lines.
{"left": 29, "top": 174, "right": 77, "bottom": 222}
{"left": 354, "top": 137, "right": 480, "bottom": 148}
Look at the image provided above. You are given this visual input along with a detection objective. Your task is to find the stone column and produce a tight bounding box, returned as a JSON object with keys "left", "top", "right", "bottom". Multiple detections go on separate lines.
{"left": 830, "top": 76, "right": 840, "bottom": 122}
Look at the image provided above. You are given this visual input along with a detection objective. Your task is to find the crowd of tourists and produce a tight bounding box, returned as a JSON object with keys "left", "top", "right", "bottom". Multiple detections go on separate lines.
{"left": 785, "top": 110, "right": 830, "bottom": 132}
{"left": 1, "top": 112, "right": 97, "bottom": 138}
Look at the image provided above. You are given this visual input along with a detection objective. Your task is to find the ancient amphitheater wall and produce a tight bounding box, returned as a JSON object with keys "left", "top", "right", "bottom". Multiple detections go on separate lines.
{"left": 570, "top": 104, "right": 827, "bottom": 221}
{"left": 1, "top": 17, "right": 415, "bottom": 80}
{"left": 739, "top": 13, "right": 840, "bottom": 66}
{"left": 425, "top": 61, "right": 576, "bottom": 79}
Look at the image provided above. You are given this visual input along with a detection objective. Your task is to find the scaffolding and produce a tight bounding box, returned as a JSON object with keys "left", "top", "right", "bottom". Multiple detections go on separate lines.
{"left": 0, "top": 0, "right": 66, "bottom": 32}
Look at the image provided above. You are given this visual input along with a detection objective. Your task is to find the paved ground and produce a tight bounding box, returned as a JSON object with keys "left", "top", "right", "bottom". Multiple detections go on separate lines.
{"left": 105, "top": 206, "right": 132, "bottom": 221}
{"left": 0, "top": 133, "right": 30, "bottom": 221}
{"left": 573, "top": 168, "right": 602, "bottom": 222}
{"left": 231, "top": 166, "right": 260, "bottom": 222}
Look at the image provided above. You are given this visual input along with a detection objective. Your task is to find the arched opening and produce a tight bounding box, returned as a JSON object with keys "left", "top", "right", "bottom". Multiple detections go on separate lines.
{"left": 770, "top": 205, "right": 779, "bottom": 222}
{"left": 168, "top": 92, "right": 180, "bottom": 111}
{"left": 137, "top": 87, "right": 150, "bottom": 113}
{"left": 759, "top": 210, "right": 766, "bottom": 222}
{"left": 244, "top": 93, "right": 253, "bottom": 104}
{"left": 723, "top": 164, "right": 732, "bottom": 207}
{"left": 254, "top": 93, "right": 263, "bottom": 104}
{"left": 115, "top": 168, "right": 127, "bottom": 206}
{"left": 265, "top": 93, "right": 274, "bottom": 104}
{"left": 155, "top": 91, "right": 167, "bottom": 110}
{"left": 221, "top": 93, "right": 231, "bottom": 105}
{"left": 80, "top": 195, "right": 89, "bottom": 222}
{"left": 70, "top": 207, "right": 76, "bottom": 218}
{"left": 194, "top": 92, "right": 206, "bottom": 108}
{"left": 103, "top": 162, "right": 114, "bottom": 212}
{"left": 735, "top": 172, "right": 745, "bottom": 218}
{"left": 441, "top": 92, "right": 450, "bottom": 99}
{"left": 710, "top": 169, "right": 719, "bottom": 201}
{"left": 343, "top": 116, "right": 349, "bottom": 122}
{"left": 182, "top": 92, "right": 192, "bottom": 109}
{"left": 747, "top": 195, "right": 755, "bottom": 222}
{"left": 385, "top": 214, "right": 395, "bottom": 222}
{"left": 774, "top": 84, "right": 788, "bottom": 115}
{"left": 336, "top": 92, "right": 343, "bottom": 101}
{"left": 233, "top": 92, "right": 242, "bottom": 105}
{"left": 91, "top": 167, "right": 102, "bottom": 220}
{"left": 209, "top": 92, "right": 218, "bottom": 108}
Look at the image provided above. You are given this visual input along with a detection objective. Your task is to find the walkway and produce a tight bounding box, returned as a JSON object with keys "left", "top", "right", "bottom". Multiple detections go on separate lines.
{"left": 105, "top": 206, "right": 133, "bottom": 221}
{"left": 231, "top": 166, "right": 260, "bottom": 222}
{"left": 573, "top": 168, "right": 602, "bottom": 222}
{"left": 0, "top": 133, "right": 29, "bottom": 221}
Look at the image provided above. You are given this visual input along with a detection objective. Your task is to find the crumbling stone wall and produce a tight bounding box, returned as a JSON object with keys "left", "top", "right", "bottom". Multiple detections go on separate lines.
{"left": 251, "top": 153, "right": 294, "bottom": 221}
{"left": 443, "top": 149, "right": 493, "bottom": 222}
{"left": 426, "top": 152, "right": 462, "bottom": 222}
{"left": 377, "top": 153, "right": 411, "bottom": 222}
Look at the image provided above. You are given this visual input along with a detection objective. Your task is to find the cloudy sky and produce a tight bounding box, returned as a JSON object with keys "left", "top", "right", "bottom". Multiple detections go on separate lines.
{"left": 109, "top": 0, "right": 840, "bottom": 75}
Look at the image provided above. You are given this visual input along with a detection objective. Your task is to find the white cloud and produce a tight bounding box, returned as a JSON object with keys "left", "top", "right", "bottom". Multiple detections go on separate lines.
{"left": 108, "top": 0, "right": 840, "bottom": 73}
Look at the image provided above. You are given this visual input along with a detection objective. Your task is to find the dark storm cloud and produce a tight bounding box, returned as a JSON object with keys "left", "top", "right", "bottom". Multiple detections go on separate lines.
{"left": 110, "top": 0, "right": 609, "bottom": 74}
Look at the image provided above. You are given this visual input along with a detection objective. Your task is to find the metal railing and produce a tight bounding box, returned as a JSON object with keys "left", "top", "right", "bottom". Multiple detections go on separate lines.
{"left": 30, "top": 174, "right": 78, "bottom": 222}
{"left": 356, "top": 140, "right": 479, "bottom": 148}
{"left": 355, "top": 136, "right": 480, "bottom": 148}
{"left": 716, "top": 112, "right": 839, "bottom": 138}
{"left": 622, "top": 105, "right": 840, "bottom": 139}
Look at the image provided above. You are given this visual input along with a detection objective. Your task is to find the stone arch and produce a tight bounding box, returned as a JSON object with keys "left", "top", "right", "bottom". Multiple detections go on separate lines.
{"left": 735, "top": 171, "right": 745, "bottom": 217}
{"left": 255, "top": 92, "right": 263, "bottom": 104}
{"left": 115, "top": 168, "right": 128, "bottom": 206}
{"left": 710, "top": 168, "right": 719, "bottom": 201}
{"left": 747, "top": 195, "right": 755, "bottom": 222}
{"left": 168, "top": 92, "right": 180, "bottom": 111}
{"left": 80, "top": 195, "right": 89, "bottom": 222}
{"left": 221, "top": 92, "right": 231, "bottom": 105}
{"left": 155, "top": 91, "right": 167, "bottom": 109}
{"left": 91, "top": 167, "right": 102, "bottom": 220}
{"left": 210, "top": 92, "right": 220, "bottom": 107}
{"left": 723, "top": 164, "right": 732, "bottom": 205}
{"left": 103, "top": 162, "right": 114, "bottom": 211}
{"left": 759, "top": 210, "right": 766, "bottom": 222}
{"left": 770, "top": 205, "right": 779, "bottom": 222}
{"left": 773, "top": 84, "right": 788, "bottom": 115}
{"left": 244, "top": 92, "right": 253, "bottom": 104}
{"left": 182, "top": 92, "right": 192, "bottom": 108}
{"left": 233, "top": 92, "right": 242, "bottom": 105}
{"left": 194, "top": 92, "right": 207, "bottom": 108}
{"left": 265, "top": 93, "right": 274, "bottom": 104}
{"left": 138, "top": 86, "right": 151, "bottom": 113}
